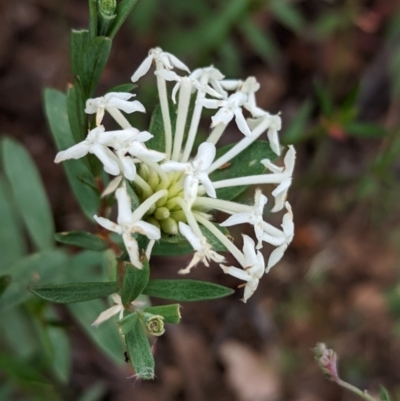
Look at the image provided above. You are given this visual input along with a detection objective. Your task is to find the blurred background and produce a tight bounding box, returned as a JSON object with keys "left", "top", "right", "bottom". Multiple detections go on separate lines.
{"left": 2, "top": 0, "right": 400, "bottom": 400}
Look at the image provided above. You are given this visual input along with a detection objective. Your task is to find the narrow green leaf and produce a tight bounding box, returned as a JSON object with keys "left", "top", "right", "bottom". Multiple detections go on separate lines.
{"left": 118, "top": 311, "right": 138, "bottom": 335}
{"left": 68, "top": 300, "right": 125, "bottom": 364}
{"left": 55, "top": 231, "right": 108, "bottom": 251}
{"left": 0, "top": 353, "right": 50, "bottom": 385}
{"left": 345, "top": 122, "right": 387, "bottom": 138}
{"left": 43, "top": 88, "right": 100, "bottom": 219}
{"left": 240, "top": 19, "right": 278, "bottom": 64}
{"left": 107, "top": 83, "right": 138, "bottom": 93}
{"left": 88, "top": 0, "right": 98, "bottom": 39}
{"left": 152, "top": 223, "right": 229, "bottom": 256}
{"left": 124, "top": 314, "right": 155, "bottom": 379}
{"left": 144, "top": 304, "right": 181, "bottom": 324}
{"left": 209, "top": 140, "right": 276, "bottom": 200}
{"left": 0, "top": 307, "right": 39, "bottom": 359}
{"left": 0, "top": 176, "right": 26, "bottom": 272}
{"left": 47, "top": 323, "right": 71, "bottom": 383}
{"left": 380, "top": 385, "right": 391, "bottom": 401}
{"left": 283, "top": 100, "right": 313, "bottom": 144}
{"left": 77, "top": 382, "right": 107, "bottom": 401}
{"left": 121, "top": 260, "right": 150, "bottom": 304}
{"left": 67, "top": 83, "right": 87, "bottom": 142}
{"left": 0, "top": 249, "right": 68, "bottom": 311}
{"left": 314, "top": 78, "right": 334, "bottom": 117}
{"left": 143, "top": 279, "right": 234, "bottom": 302}
{"left": 147, "top": 102, "right": 177, "bottom": 153}
{"left": 108, "top": 0, "right": 139, "bottom": 38}
{"left": 0, "top": 275, "right": 11, "bottom": 298}
{"left": 2, "top": 137, "right": 54, "bottom": 250}
{"left": 85, "top": 37, "right": 112, "bottom": 96}
{"left": 30, "top": 282, "right": 119, "bottom": 304}
{"left": 269, "top": 0, "right": 305, "bottom": 33}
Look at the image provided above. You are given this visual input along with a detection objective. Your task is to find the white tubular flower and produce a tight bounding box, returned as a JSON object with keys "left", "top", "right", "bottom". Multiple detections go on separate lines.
{"left": 96, "top": 127, "right": 166, "bottom": 181}
{"left": 155, "top": 69, "right": 222, "bottom": 104}
{"left": 178, "top": 222, "right": 225, "bottom": 274}
{"left": 220, "top": 235, "right": 265, "bottom": 303}
{"left": 266, "top": 202, "right": 294, "bottom": 272}
{"left": 94, "top": 186, "right": 161, "bottom": 268}
{"left": 261, "top": 145, "right": 296, "bottom": 212}
{"left": 189, "top": 66, "right": 227, "bottom": 98}
{"left": 161, "top": 142, "right": 217, "bottom": 205}
{"left": 131, "top": 47, "right": 190, "bottom": 82}
{"left": 197, "top": 92, "right": 252, "bottom": 137}
{"left": 92, "top": 294, "right": 145, "bottom": 327}
{"left": 54, "top": 126, "right": 120, "bottom": 176}
{"left": 85, "top": 92, "right": 145, "bottom": 127}
{"left": 220, "top": 189, "right": 284, "bottom": 249}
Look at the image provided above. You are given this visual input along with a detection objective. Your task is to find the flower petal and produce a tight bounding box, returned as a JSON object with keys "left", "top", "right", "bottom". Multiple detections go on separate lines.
{"left": 133, "top": 220, "right": 161, "bottom": 240}
{"left": 198, "top": 173, "right": 216, "bottom": 198}
{"left": 166, "top": 52, "right": 190, "bottom": 73}
{"left": 108, "top": 98, "right": 146, "bottom": 114}
{"left": 195, "top": 142, "right": 216, "bottom": 170}
{"left": 101, "top": 175, "right": 123, "bottom": 197}
{"left": 220, "top": 212, "right": 252, "bottom": 227}
{"left": 90, "top": 145, "right": 121, "bottom": 176}
{"left": 161, "top": 161, "right": 188, "bottom": 173}
{"left": 220, "top": 264, "right": 250, "bottom": 281}
{"left": 122, "top": 231, "right": 142, "bottom": 268}
{"left": 94, "top": 215, "right": 122, "bottom": 234}
{"left": 234, "top": 108, "right": 252, "bottom": 137}
{"left": 116, "top": 186, "right": 133, "bottom": 225}
{"left": 212, "top": 107, "right": 234, "bottom": 126}
{"left": 92, "top": 305, "right": 123, "bottom": 327}
{"left": 129, "top": 142, "right": 166, "bottom": 163}
{"left": 266, "top": 243, "right": 287, "bottom": 273}
{"left": 120, "top": 155, "right": 137, "bottom": 181}
{"left": 131, "top": 54, "right": 153, "bottom": 82}
{"left": 178, "top": 222, "right": 201, "bottom": 251}
{"left": 54, "top": 142, "right": 90, "bottom": 163}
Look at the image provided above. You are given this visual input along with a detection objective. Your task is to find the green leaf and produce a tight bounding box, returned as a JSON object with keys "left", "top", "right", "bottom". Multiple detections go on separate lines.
{"left": 70, "top": 31, "right": 112, "bottom": 97}
{"left": 77, "top": 382, "right": 107, "bottom": 401}
{"left": 121, "top": 261, "right": 150, "bottom": 304}
{"left": 269, "top": 0, "right": 305, "bottom": 33}
{"left": 124, "top": 313, "right": 155, "bottom": 379}
{"left": 209, "top": 140, "right": 276, "bottom": 200}
{"left": 143, "top": 279, "right": 234, "bottom": 302}
{"left": 0, "top": 353, "right": 50, "bottom": 385}
{"left": 43, "top": 88, "right": 100, "bottom": 220}
{"left": 67, "top": 83, "right": 87, "bottom": 142}
{"left": 283, "top": 100, "right": 313, "bottom": 144}
{"left": 0, "top": 275, "right": 11, "bottom": 298}
{"left": 344, "top": 122, "right": 387, "bottom": 138}
{"left": 240, "top": 19, "right": 278, "bottom": 64}
{"left": 379, "top": 385, "right": 391, "bottom": 401}
{"left": 314, "top": 78, "right": 333, "bottom": 117}
{"left": 2, "top": 137, "right": 54, "bottom": 250}
{"left": 108, "top": 0, "right": 139, "bottom": 38}
{"left": 152, "top": 223, "right": 229, "bottom": 256}
{"left": 68, "top": 299, "right": 125, "bottom": 365}
{"left": 30, "top": 282, "right": 119, "bottom": 304}
{"left": 86, "top": 37, "right": 112, "bottom": 96}
{"left": 147, "top": 102, "right": 177, "bottom": 153}
{"left": 144, "top": 304, "right": 181, "bottom": 324}
{"left": 88, "top": 0, "right": 98, "bottom": 39}
{"left": 55, "top": 231, "right": 108, "bottom": 251}
{"left": 118, "top": 312, "right": 139, "bottom": 335}
{"left": 0, "top": 175, "right": 26, "bottom": 272}
{"left": 0, "top": 250, "right": 68, "bottom": 311}
{"left": 47, "top": 326, "right": 71, "bottom": 383}
{"left": 107, "top": 83, "right": 138, "bottom": 93}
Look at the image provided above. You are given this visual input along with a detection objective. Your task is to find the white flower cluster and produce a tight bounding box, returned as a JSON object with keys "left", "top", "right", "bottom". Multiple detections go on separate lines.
{"left": 55, "top": 47, "right": 296, "bottom": 303}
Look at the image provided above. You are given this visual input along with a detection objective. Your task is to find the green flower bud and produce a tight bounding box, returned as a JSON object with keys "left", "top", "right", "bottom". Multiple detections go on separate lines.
{"left": 160, "top": 217, "right": 178, "bottom": 235}
{"left": 98, "top": 0, "right": 116, "bottom": 17}
{"left": 146, "top": 217, "right": 161, "bottom": 230}
{"left": 143, "top": 313, "right": 165, "bottom": 336}
{"left": 154, "top": 207, "right": 170, "bottom": 220}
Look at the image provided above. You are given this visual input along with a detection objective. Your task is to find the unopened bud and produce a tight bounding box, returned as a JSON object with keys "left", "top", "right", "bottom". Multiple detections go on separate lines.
{"left": 154, "top": 207, "right": 170, "bottom": 220}
{"left": 313, "top": 343, "right": 339, "bottom": 382}
{"left": 143, "top": 313, "right": 165, "bottom": 336}
{"left": 98, "top": 0, "right": 116, "bottom": 17}
{"left": 160, "top": 217, "right": 178, "bottom": 235}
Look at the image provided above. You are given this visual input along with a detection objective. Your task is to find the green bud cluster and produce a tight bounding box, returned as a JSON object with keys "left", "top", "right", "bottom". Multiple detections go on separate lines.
{"left": 97, "top": 0, "right": 116, "bottom": 17}
{"left": 136, "top": 166, "right": 195, "bottom": 235}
